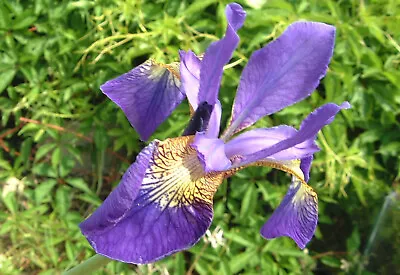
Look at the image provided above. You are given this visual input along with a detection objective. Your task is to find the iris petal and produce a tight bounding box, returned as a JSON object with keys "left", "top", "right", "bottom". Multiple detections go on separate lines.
{"left": 227, "top": 22, "right": 336, "bottom": 136}
{"left": 101, "top": 59, "right": 184, "bottom": 141}
{"left": 224, "top": 158, "right": 317, "bottom": 249}
{"left": 193, "top": 132, "right": 231, "bottom": 172}
{"left": 79, "top": 142, "right": 156, "bottom": 235}
{"left": 206, "top": 100, "right": 222, "bottom": 138}
{"left": 260, "top": 176, "right": 318, "bottom": 249}
{"left": 80, "top": 136, "right": 224, "bottom": 264}
{"left": 181, "top": 3, "right": 246, "bottom": 138}
{"left": 198, "top": 3, "right": 246, "bottom": 105}
{"left": 225, "top": 126, "right": 319, "bottom": 161}
{"left": 242, "top": 159, "right": 317, "bottom": 249}
{"left": 179, "top": 50, "right": 201, "bottom": 110}
{"left": 236, "top": 102, "right": 350, "bottom": 167}
{"left": 300, "top": 156, "right": 313, "bottom": 182}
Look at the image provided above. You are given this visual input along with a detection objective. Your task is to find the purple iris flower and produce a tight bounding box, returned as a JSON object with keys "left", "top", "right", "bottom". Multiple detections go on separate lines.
{"left": 80, "top": 3, "right": 350, "bottom": 264}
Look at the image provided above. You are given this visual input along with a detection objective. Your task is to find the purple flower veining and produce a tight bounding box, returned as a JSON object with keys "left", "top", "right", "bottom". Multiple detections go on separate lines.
{"left": 80, "top": 2, "right": 350, "bottom": 264}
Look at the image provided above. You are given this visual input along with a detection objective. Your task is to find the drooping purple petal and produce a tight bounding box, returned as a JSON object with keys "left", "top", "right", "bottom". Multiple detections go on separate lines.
{"left": 179, "top": 50, "right": 201, "bottom": 110}
{"left": 225, "top": 126, "right": 319, "bottom": 161}
{"left": 300, "top": 156, "right": 313, "bottom": 182}
{"left": 192, "top": 132, "right": 231, "bottom": 172}
{"left": 80, "top": 136, "right": 224, "bottom": 264}
{"left": 234, "top": 102, "right": 350, "bottom": 168}
{"left": 226, "top": 22, "right": 336, "bottom": 136}
{"left": 261, "top": 177, "right": 318, "bottom": 249}
{"left": 80, "top": 142, "right": 156, "bottom": 236}
{"left": 101, "top": 60, "right": 184, "bottom": 141}
{"left": 198, "top": 3, "right": 246, "bottom": 105}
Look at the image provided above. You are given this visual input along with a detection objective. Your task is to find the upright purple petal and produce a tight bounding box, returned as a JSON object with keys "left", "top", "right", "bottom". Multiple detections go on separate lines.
{"left": 226, "top": 22, "right": 336, "bottom": 136}
{"left": 261, "top": 177, "right": 318, "bottom": 249}
{"left": 206, "top": 100, "right": 222, "bottom": 138}
{"left": 300, "top": 156, "right": 313, "bottom": 182}
{"left": 225, "top": 126, "right": 319, "bottom": 161}
{"left": 198, "top": 3, "right": 246, "bottom": 105}
{"left": 101, "top": 59, "right": 184, "bottom": 141}
{"left": 234, "top": 102, "right": 350, "bottom": 168}
{"left": 179, "top": 50, "right": 201, "bottom": 110}
{"left": 80, "top": 136, "right": 224, "bottom": 264}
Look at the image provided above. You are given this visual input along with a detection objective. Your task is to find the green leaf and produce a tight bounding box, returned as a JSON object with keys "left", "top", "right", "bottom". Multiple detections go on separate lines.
{"left": 274, "top": 249, "right": 308, "bottom": 257}
{"left": 346, "top": 228, "right": 361, "bottom": 253}
{"left": 0, "top": 69, "right": 16, "bottom": 94}
{"left": 35, "top": 143, "right": 57, "bottom": 161}
{"left": 0, "top": 4, "right": 10, "bottom": 28}
{"left": 0, "top": 159, "right": 11, "bottom": 171}
{"left": 183, "top": 0, "right": 216, "bottom": 17}
{"left": 174, "top": 252, "right": 185, "bottom": 275}
{"left": 240, "top": 183, "right": 257, "bottom": 218}
{"left": 219, "top": 258, "right": 231, "bottom": 275}
{"left": 18, "top": 138, "right": 32, "bottom": 169}
{"left": 321, "top": 256, "right": 341, "bottom": 268}
{"left": 67, "top": 0, "right": 95, "bottom": 10}
{"left": 367, "top": 22, "right": 386, "bottom": 45}
{"left": 51, "top": 147, "right": 61, "bottom": 169}
{"left": 65, "top": 178, "right": 92, "bottom": 194}
{"left": 55, "top": 186, "right": 70, "bottom": 216}
{"left": 224, "top": 231, "right": 256, "bottom": 248}
{"left": 77, "top": 193, "right": 102, "bottom": 206}
{"left": 2, "top": 192, "right": 17, "bottom": 214}
{"left": 35, "top": 179, "right": 57, "bottom": 204}
{"left": 0, "top": 220, "right": 13, "bottom": 235}
{"left": 194, "top": 258, "right": 210, "bottom": 275}
{"left": 12, "top": 14, "right": 37, "bottom": 30}
{"left": 351, "top": 171, "right": 367, "bottom": 206}
{"left": 65, "top": 241, "right": 75, "bottom": 262}
{"left": 65, "top": 145, "right": 83, "bottom": 164}
{"left": 229, "top": 249, "right": 257, "bottom": 273}
{"left": 59, "top": 157, "right": 76, "bottom": 178}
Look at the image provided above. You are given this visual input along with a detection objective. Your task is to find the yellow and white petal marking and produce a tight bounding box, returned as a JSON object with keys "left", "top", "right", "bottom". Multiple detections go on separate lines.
{"left": 224, "top": 158, "right": 318, "bottom": 248}
{"left": 241, "top": 158, "right": 318, "bottom": 209}
{"left": 140, "top": 136, "right": 224, "bottom": 209}
{"left": 255, "top": 159, "right": 317, "bottom": 210}
{"left": 144, "top": 59, "right": 181, "bottom": 87}
{"left": 250, "top": 159, "right": 318, "bottom": 248}
{"left": 226, "top": 158, "right": 314, "bottom": 194}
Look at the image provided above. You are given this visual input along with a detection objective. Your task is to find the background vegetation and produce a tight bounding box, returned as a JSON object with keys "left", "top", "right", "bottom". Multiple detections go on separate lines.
{"left": 0, "top": 0, "right": 399, "bottom": 274}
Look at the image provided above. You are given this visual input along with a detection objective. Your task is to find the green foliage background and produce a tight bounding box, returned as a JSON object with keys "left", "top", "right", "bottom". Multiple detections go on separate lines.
{"left": 0, "top": 0, "right": 399, "bottom": 274}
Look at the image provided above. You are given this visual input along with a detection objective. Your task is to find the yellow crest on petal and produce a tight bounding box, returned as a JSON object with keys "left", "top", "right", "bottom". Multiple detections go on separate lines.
{"left": 142, "top": 136, "right": 224, "bottom": 209}
{"left": 253, "top": 159, "right": 318, "bottom": 211}
{"left": 224, "top": 158, "right": 317, "bottom": 207}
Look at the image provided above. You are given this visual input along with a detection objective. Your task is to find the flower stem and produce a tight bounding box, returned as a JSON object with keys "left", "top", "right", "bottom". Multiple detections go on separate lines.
{"left": 64, "top": 254, "right": 112, "bottom": 275}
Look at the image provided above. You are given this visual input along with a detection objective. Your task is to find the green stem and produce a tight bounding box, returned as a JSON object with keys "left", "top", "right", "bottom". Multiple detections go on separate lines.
{"left": 358, "top": 191, "right": 398, "bottom": 274}
{"left": 64, "top": 254, "right": 112, "bottom": 275}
